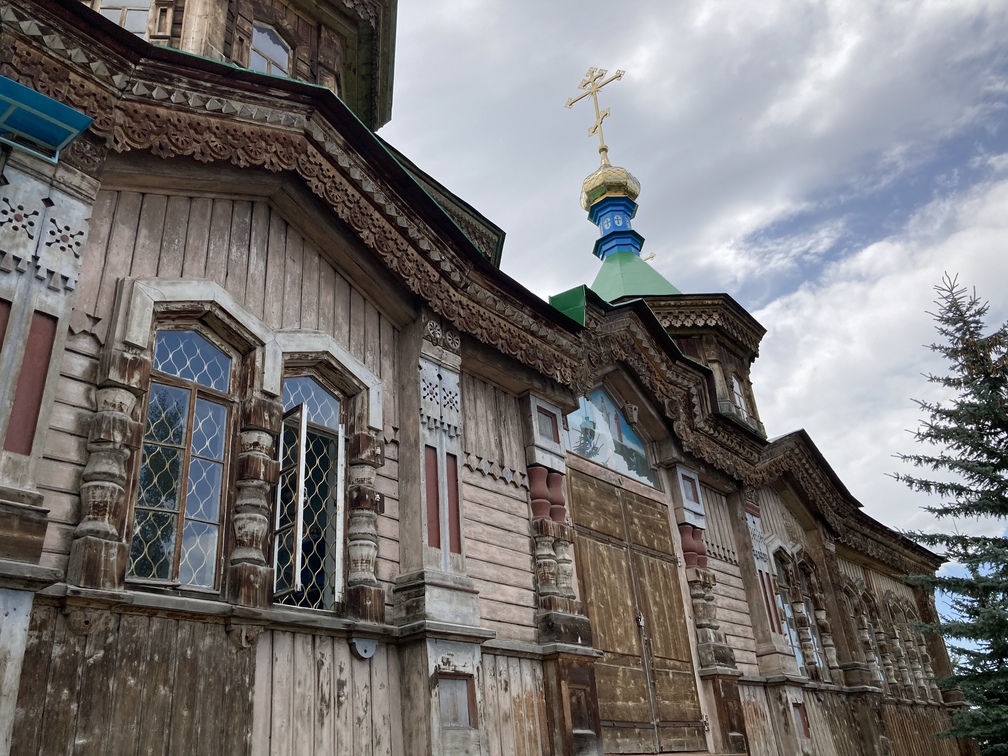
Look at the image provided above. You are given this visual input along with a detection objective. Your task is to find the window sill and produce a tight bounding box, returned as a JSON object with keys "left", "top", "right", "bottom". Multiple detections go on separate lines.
{"left": 39, "top": 582, "right": 397, "bottom": 640}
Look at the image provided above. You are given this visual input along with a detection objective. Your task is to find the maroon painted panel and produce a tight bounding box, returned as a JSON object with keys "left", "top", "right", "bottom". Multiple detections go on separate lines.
{"left": 0, "top": 298, "right": 10, "bottom": 356}
{"left": 4, "top": 311, "right": 57, "bottom": 455}
{"left": 446, "top": 452, "right": 461, "bottom": 554}
{"left": 425, "top": 445, "right": 440, "bottom": 549}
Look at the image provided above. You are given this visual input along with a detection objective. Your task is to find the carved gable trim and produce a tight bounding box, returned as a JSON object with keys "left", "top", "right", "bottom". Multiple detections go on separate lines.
{"left": 750, "top": 432, "right": 941, "bottom": 575}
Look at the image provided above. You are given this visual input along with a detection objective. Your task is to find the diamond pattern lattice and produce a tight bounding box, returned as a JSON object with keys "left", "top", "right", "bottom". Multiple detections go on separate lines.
{"left": 277, "top": 431, "right": 342, "bottom": 611}
{"left": 282, "top": 376, "right": 340, "bottom": 431}
{"left": 153, "top": 330, "right": 231, "bottom": 392}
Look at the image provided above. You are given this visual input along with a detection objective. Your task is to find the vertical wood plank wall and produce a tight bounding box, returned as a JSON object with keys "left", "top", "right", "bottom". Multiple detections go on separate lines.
{"left": 738, "top": 684, "right": 780, "bottom": 756}
{"left": 460, "top": 373, "right": 536, "bottom": 642}
{"left": 10, "top": 603, "right": 254, "bottom": 756}
{"left": 481, "top": 653, "right": 549, "bottom": 756}
{"left": 756, "top": 486, "right": 806, "bottom": 551}
{"left": 42, "top": 190, "right": 402, "bottom": 605}
{"left": 251, "top": 630, "right": 402, "bottom": 756}
{"left": 700, "top": 485, "right": 758, "bottom": 675}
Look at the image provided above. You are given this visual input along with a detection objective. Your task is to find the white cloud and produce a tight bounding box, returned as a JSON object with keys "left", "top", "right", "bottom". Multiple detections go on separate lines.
{"left": 752, "top": 176, "right": 1008, "bottom": 537}
{"left": 380, "top": 0, "right": 1008, "bottom": 540}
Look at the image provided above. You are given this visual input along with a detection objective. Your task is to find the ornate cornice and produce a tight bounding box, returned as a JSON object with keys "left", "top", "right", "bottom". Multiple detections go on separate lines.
{"left": 750, "top": 432, "right": 941, "bottom": 575}
{"left": 2, "top": 4, "right": 585, "bottom": 372}
{"left": 650, "top": 294, "right": 767, "bottom": 360}
{"left": 3, "top": 0, "right": 765, "bottom": 488}
{"left": 581, "top": 310, "right": 763, "bottom": 481}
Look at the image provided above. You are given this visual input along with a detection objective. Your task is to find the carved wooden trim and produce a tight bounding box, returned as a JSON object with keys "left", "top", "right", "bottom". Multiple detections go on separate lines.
{"left": 6, "top": 1, "right": 770, "bottom": 490}
{"left": 750, "top": 432, "right": 939, "bottom": 575}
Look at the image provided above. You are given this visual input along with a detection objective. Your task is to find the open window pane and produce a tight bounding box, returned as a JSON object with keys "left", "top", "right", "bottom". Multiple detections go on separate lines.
{"left": 275, "top": 377, "right": 346, "bottom": 610}
{"left": 274, "top": 405, "right": 306, "bottom": 597}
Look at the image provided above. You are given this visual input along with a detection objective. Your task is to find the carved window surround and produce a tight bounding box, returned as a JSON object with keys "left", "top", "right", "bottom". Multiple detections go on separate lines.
{"left": 69, "top": 278, "right": 386, "bottom": 622}
{"left": 230, "top": 0, "right": 310, "bottom": 82}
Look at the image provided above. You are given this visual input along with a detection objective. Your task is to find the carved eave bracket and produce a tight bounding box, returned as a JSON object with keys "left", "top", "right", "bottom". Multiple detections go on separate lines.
{"left": 579, "top": 309, "right": 763, "bottom": 483}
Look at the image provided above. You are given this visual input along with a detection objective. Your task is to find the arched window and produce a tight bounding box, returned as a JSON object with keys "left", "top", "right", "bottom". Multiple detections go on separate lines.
{"left": 127, "top": 329, "right": 235, "bottom": 589}
{"left": 274, "top": 375, "right": 345, "bottom": 610}
{"left": 250, "top": 23, "right": 291, "bottom": 77}
{"left": 731, "top": 374, "right": 749, "bottom": 421}
{"left": 565, "top": 387, "right": 659, "bottom": 487}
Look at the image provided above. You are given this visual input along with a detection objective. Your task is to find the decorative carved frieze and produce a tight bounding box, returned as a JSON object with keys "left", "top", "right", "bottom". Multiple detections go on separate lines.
{"left": 752, "top": 432, "right": 940, "bottom": 576}
{"left": 461, "top": 452, "right": 527, "bottom": 490}
{"left": 4, "top": 0, "right": 818, "bottom": 494}
{"left": 652, "top": 294, "right": 767, "bottom": 359}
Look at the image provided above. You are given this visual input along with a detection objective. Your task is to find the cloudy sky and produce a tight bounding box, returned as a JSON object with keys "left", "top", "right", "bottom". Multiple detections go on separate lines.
{"left": 379, "top": 0, "right": 1008, "bottom": 545}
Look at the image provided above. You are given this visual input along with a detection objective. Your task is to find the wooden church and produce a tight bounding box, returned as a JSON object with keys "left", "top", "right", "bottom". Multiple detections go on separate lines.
{"left": 0, "top": 0, "right": 978, "bottom": 753}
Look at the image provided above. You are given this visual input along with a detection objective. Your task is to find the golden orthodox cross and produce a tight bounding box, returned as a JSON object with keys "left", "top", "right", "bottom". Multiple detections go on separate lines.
{"left": 565, "top": 67, "right": 625, "bottom": 165}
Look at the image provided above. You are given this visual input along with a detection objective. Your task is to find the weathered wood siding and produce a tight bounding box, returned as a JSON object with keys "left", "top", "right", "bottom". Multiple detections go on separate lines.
{"left": 11, "top": 602, "right": 254, "bottom": 756}
{"left": 460, "top": 372, "right": 525, "bottom": 475}
{"left": 251, "top": 629, "right": 402, "bottom": 756}
{"left": 882, "top": 702, "right": 962, "bottom": 756}
{"left": 45, "top": 189, "right": 402, "bottom": 599}
{"left": 461, "top": 468, "right": 536, "bottom": 642}
{"left": 738, "top": 683, "right": 780, "bottom": 756}
{"left": 458, "top": 372, "right": 536, "bottom": 641}
{"left": 701, "top": 485, "right": 758, "bottom": 675}
{"left": 37, "top": 335, "right": 95, "bottom": 571}
{"left": 756, "top": 485, "right": 807, "bottom": 551}
{"left": 481, "top": 653, "right": 549, "bottom": 756}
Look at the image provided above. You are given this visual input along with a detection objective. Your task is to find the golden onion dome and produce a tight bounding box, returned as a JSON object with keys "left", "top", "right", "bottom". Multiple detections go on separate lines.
{"left": 580, "top": 157, "right": 641, "bottom": 211}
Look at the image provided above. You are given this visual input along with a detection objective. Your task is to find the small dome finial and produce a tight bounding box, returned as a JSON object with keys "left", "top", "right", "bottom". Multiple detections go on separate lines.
{"left": 566, "top": 67, "right": 638, "bottom": 210}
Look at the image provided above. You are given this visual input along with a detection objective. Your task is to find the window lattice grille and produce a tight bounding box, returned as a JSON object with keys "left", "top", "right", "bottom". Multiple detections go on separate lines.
{"left": 153, "top": 330, "right": 232, "bottom": 393}
{"left": 275, "top": 376, "right": 345, "bottom": 610}
{"left": 129, "top": 331, "right": 231, "bottom": 589}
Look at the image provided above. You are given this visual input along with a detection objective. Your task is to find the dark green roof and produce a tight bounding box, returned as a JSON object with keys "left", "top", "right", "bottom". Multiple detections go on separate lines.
{"left": 590, "top": 251, "right": 680, "bottom": 303}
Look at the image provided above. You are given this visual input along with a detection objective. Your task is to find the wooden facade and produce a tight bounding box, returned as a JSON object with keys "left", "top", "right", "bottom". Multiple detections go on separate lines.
{"left": 0, "top": 1, "right": 977, "bottom": 754}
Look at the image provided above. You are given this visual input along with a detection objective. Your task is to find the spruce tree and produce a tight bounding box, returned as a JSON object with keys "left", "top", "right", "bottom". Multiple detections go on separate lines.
{"left": 895, "top": 274, "right": 1008, "bottom": 754}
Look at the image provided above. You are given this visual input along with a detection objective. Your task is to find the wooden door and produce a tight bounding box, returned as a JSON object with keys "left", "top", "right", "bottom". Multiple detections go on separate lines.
{"left": 569, "top": 469, "right": 706, "bottom": 753}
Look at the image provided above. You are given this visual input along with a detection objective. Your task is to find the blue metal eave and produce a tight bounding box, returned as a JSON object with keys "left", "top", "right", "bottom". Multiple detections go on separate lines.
{"left": 0, "top": 75, "right": 93, "bottom": 163}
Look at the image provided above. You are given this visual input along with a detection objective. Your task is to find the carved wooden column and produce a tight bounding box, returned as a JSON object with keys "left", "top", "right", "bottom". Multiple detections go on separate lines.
{"left": 225, "top": 390, "right": 281, "bottom": 608}
{"left": 876, "top": 627, "right": 899, "bottom": 692}
{"left": 68, "top": 345, "right": 149, "bottom": 590}
{"left": 345, "top": 394, "right": 385, "bottom": 623}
